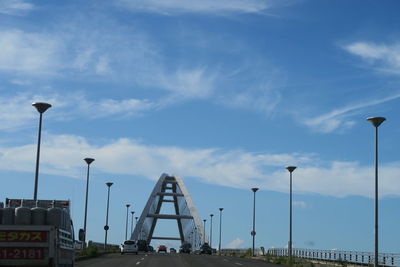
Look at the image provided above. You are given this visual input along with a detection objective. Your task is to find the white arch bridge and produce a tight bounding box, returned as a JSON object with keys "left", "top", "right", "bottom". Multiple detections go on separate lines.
{"left": 131, "top": 174, "right": 207, "bottom": 249}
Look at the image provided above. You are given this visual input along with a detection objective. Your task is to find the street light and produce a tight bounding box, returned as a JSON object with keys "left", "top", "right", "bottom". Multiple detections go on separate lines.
{"left": 83, "top": 157, "right": 95, "bottom": 248}
{"left": 135, "top": 216, "right": 138, "bottom": 226}
{"left": 104, "top": 182, "right": 113, "bottom": 251}
{"left": 125, "top": 204, "right": 131, "bottom": 240}
{"left": 286, "top": 166, "right": 297, "bottom": 260}
{"left": 251, "top": 187, "right": 259, "bottom": 257}
{"left": 131, "top": 211, "right": 135, "bottom": 235}
{"left": 367, "top": 116, "right": 386, "bottom": 267}
{"left": 210, "top": 214, "right": 214, "bottom": 251}
{"left": 203, "top": 219, "right": 207, "bottom": 244}
{"left": 32, "top": 102, "right": 51, "bottom": 201}
{"left": 218, "top": 208, "right": 224, "bottom": 254}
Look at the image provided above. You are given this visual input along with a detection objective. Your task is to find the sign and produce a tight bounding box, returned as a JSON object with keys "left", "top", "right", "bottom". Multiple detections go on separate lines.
{"left": 0, "top": 247, "right": 44, "bottom": 260}
{"left": 0, "top": 231, "right": 47, "bottom": 242}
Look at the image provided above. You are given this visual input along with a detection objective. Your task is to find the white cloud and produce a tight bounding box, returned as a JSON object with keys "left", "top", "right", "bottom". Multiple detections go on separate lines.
{"left": 0, "top": 30, "right": 61, "bottom": 74}
{"left": 0, "top": 134, "right": 399, "bottom": 198}
{"left": 116, "top": 0, "right": 269, "bottom": 15}
{"left": 226, "top": 238, "right": 245, "bottom": 249}
{"left": 0, "top": 93, "right": 157, "bottom": 131}
{"left": 303, "top": 93, "right": 400, "bottom": 133}
{"left": 343, "top": 42, "right": 400, "bottom": 75}
{"left": 0, "top": 0, "right": 33, "bottom": 15}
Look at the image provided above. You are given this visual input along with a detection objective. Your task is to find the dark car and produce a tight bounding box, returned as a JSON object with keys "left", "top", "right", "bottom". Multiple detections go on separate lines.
{"left": 179, "top": 242, "right": 192, "bottom": 254}
{"left": 137, "top": 239, "right": 149, "bottom": 252}
{"left": 200, "top": 243, "right": 212, "bottom": 254}
{"left": 170, "top": 248, "right": 177, "bottom": 253}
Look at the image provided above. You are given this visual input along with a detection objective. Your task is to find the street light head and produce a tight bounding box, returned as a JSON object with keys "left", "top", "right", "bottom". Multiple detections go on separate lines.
{"left": 32, "top": 102, "right": 51, "bottom": 114}
{"left": 203, "top": 219, "right": 206, "bottom": 222}
{"left": 126, "top": 204, "right": 130, "bottom": 208}
{"left": 84, "top": 158, "right": 95, "bottom": 165}
{"left": 251, "top": 187, "right": 259, "bottom": 193}
{"left": 367, "top": 117, "right": 386, "bottom": 127}
{"left": 219, "top": 208, "right": 224, "bottom": 211}
{"left": 131, "top": 211, "right": 135, "bottom": 214}
{"left": 106, "top": 182, "right": 113, "bottom": 187}
{"left": 210, "top": 214, "right": 214, "bottom": 217}
{"left": 286, "top": 166, "right": 297, "bottom": 173}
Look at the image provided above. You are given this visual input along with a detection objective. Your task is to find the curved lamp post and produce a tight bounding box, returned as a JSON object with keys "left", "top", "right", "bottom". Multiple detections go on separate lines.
{"left": 218, "top": 208, "right": 224, "bottom": 254}
{"left": 286, "top": 166, "right": 297, "bottom": 260}
{"left": 367, "top": 116, "right": 386, "bottom": 267}
{"left": 104, "top": 182, "right": 113, "bottom": 251}
{"left": 125, "top": 204, "right": 131, "bottom": 240}
{"left": 32, "top": 102, "right": 51, "bottom": 201}
{"left": 203, "top": 219, "right": 207, "bottom": 244}
{"left": 83, "top": 157, "right": 95, "bottom": 248}
{"left": 251, "top": 187, "right": 259, "bottom": 257}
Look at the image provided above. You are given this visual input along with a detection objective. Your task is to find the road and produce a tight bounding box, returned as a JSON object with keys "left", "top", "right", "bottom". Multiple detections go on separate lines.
{"left": 76, "top": 253, "right": 280, "bottom": 267}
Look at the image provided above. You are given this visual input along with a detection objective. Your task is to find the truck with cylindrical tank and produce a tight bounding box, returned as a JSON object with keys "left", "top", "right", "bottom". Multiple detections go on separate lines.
{"left": 0, "top": 198, "right": 75, "bottom": 266}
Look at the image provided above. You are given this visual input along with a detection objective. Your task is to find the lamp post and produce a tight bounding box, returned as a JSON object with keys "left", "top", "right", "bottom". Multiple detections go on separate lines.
{"left": 194, "top": 226, "right": 197, "bottom": 249}
{"left": 104, "top": 182, "right": 113, "bottom": 251}
{"left": 210, "top": 214, "right": 214, "bottom": 251}
{"left": 135, "top": 216, "right": 138, "bottom": 226}
{"left": 218, "top": 208, "right": 223, "bottom": 254}
{"left": 83, "top": 157, "right": 95, "bottom": 248}
{"left": 251, "top": 187, "right": 259, "bottom": 257}
{"left": 203, "top": 219, "right": 207, "bottom": 244}
{"left": 32, "top": 102, "right": 51, "bottom": 201}
{"left": 367, "top": 116, "right": 386, "bottom": 267}
{"left": 131, "top": 211, "right": 135, "bottom": 234}
{"left": 125, "top": 204, "right": 131, "bottom": 240}
{"left": 286, "top": 166, "right": 297, "bottom": 260}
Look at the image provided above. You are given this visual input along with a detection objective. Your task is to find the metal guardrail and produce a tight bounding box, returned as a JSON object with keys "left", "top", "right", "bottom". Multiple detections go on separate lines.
{"left": 268, "top": 248, "right": 400, "bottom": 267}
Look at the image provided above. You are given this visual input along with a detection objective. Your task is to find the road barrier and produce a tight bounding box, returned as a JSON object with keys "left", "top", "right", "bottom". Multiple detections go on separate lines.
{"left": 268, "top": 248, "right": 400, "bottom": 266}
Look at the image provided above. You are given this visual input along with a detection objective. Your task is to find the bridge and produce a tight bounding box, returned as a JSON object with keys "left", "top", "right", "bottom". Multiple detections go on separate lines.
{"left": 130, "top": 173, "right": 206, "bottom": 250}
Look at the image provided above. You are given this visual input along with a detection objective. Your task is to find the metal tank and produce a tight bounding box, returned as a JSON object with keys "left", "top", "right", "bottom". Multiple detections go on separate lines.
{"left": 2, "top": 207, "right": 15, "bottom": 225}
{"left": 15, "top": 199, "right": 31, "bottom": 225}
{"left": 31, "top": 200, "right": 47, "bottom": 225}
{"left": 46, "top": 200, "right": 62, "bottom": 228}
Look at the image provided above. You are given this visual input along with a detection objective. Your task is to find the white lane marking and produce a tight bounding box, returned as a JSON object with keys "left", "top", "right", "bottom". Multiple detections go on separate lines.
{"left": 223, "top": 259, "right": 229, "bottom": 262}
{"left": 136, "top": 261, "right": 141, "bottom": 265}
{"left": 145, "top": 254, "right": 148, "bottom": 256}
{"left": 141, "top": 258, "right": 145, "bottom": 260}
{"left": 235, "top": 263, "right": 243, "bottom": 266}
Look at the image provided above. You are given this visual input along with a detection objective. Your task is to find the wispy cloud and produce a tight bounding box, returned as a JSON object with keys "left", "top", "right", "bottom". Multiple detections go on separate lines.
{"left": 0, "top": 93, "right": 157, "bottom": 131}
{"left": 116, "top": 0, "right": 270, "bottom": 15}
{"left": 0, "top": 0, "right": 33, "bottom": 16}
{"left": 0, "top": 30, "right": 61, "bottom": 74}
{"left": 293, "top": 201, "right": 306, "bottom": 208}
{"left": 303, "top": 93, "right": 400, "bottom": 133}
{"left": 343, "top": 41, "right": 400, "bottom": 75}
{"left": 0, "top": 134, "right": 399, "bottom": 198}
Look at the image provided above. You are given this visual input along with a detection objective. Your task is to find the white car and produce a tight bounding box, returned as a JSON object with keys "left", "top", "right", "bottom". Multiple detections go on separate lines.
{"left": 121, "top": 240, "right": 138, "bottom": 255}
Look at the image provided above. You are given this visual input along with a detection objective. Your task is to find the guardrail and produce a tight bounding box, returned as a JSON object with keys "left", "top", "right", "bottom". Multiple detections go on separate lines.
{"left": 268, "top": 248, "right": 400, "bottom": 266}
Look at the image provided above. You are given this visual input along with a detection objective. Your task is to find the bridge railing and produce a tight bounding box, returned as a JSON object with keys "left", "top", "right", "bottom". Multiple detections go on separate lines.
{"left": 268, "top": 248, "right": 400, "bottom": 266}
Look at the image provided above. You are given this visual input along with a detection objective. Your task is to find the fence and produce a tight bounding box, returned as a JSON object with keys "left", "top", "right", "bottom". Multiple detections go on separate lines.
{"left": 268, "top": 248, "right": 400, "bottom": 267}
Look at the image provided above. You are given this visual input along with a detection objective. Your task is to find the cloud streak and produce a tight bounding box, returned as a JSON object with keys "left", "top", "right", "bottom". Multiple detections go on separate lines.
{"left": 343, "top": 41, "right": 400, "bottom": 75}
{"left": 303, "top": 93, "right": 400, "bottom": 133}
{"left": 0, "top": 0, "right": 33, "bottom": 16}
{"left": 116, "top": 0, "right": 270, "bottom": 15}
{"left": 1, "top": 134, "right": 399, "bottom": 198}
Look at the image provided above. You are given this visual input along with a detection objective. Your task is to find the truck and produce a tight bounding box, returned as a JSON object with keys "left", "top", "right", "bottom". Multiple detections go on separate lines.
{"left": 0, "top": 198, "right": 75, "bottom": 267}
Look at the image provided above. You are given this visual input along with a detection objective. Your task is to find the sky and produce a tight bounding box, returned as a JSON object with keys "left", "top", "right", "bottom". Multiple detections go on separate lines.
{"left": 0, "top": 0, "right": 399, "bottom": 253}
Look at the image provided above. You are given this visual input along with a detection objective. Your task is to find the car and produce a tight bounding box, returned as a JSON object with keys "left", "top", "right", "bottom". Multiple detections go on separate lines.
{"left": 170, "top": 248, "right": 176, "bottom": 253}
{"left": 200, "top": 243, "right": 212, "bottom": 254}
{"left": 137, "top": 239, "right": 149, "bottom": 252}
{"left": 121, "top": 240, "right": 138, "bottom": 255}
{"left": 157, "top": 245, "right": 167, "bottom": 253}
{"left": 179, "top": 242, "right": 192, "bottom": 254}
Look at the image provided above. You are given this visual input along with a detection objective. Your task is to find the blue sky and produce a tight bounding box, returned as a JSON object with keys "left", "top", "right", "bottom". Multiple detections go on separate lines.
{"left": 0, "top": 0, "right": 399, "bottom": 252}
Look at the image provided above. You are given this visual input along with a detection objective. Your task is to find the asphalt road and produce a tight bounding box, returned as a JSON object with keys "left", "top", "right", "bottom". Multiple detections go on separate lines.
{"left": 76, "top": 253, "right": 280, "bottom": 267}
